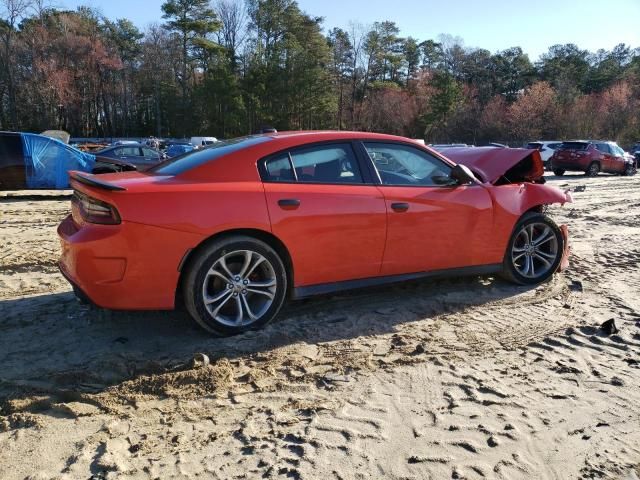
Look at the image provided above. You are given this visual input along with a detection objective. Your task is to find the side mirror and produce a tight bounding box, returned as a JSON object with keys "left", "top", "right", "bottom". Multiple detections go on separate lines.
{"left": 450, "top": 164, "right": 476, "bottom": 185}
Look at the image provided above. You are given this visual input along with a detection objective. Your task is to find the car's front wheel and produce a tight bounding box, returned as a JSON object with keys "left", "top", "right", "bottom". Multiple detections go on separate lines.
{"left": 502, "top": 212, "right": 564, "bottom": 285}
{"left": 623, "top": 163, "right": 636, "bottom": 176}
{"left": 183, "top": 236, "right": 288, "bottom": 335}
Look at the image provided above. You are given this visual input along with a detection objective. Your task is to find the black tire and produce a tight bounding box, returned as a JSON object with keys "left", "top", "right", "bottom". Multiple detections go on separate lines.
{"left": 623, "top": 163, "right": 636, "bottom": 176}
{"left": 586, "top": 162, "right": 600, "bottom": 176}
{"left": 183, "top": 236, "right": 288, "bottom": 336}
{"left": 553, "top": 168, "right": 565, "bottom": 176}
{"left": 502, "top": 212, "right": 564, "bottom": 286}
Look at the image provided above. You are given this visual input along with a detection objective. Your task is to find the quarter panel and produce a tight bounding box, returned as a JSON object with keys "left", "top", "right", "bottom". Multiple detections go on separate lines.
{"left": 75, "top": 181, "right": 273, "bottom": 238}
{"left": 58, "top": 215, "right": 204, "bottom": 309}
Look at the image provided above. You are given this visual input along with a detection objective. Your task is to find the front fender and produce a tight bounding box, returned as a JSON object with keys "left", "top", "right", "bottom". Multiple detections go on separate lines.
{"left": 491, "top": 182, "right": 571, "bottom": 217}
{"left": 485, "top": 183, "right": 572, "bottom": 263}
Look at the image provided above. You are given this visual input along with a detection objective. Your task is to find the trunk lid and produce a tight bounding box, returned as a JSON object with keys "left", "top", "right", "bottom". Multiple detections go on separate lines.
{"left": 69, "top": 170, "right": 170, "bottom": 192}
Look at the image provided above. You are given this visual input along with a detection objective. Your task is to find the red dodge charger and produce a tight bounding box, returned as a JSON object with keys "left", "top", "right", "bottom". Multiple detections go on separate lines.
{"left": 58, "top": 131, "right": 571, "bottom": 335}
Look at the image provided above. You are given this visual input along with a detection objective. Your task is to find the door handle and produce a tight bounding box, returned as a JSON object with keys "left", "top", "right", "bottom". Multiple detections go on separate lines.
{"left": 278, "top": 198, "right": 300, "bottom": 209}
{"left": 391, "top": 202, "right": 409, "bottom": 212}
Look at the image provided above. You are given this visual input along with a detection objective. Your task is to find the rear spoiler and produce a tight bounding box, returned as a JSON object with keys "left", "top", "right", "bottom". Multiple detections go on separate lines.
{"left": 69, "top": 171, "right": 127, "bottom": 191}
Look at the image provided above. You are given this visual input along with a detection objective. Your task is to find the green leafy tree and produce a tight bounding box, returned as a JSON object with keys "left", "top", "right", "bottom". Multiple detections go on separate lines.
{"left": 421, "top": 71, "right": 463, "bottom": 142}
{"left": 161, "top": 0, "right": 221, "bottom": 135}
{"left": 328, "top": 27, "right": 353, "bottom": 129}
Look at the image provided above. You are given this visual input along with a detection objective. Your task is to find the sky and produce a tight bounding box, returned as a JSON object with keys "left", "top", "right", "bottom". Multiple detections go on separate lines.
{"left": 60, "top": 0, "right": 640, "bottom": 61}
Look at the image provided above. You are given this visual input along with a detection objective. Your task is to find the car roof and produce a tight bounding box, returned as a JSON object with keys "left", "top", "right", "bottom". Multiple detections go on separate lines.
{"left": 257, "top": 130, "right": 416, "bottom": 145}
{"left": 564, "top": 140, "right": 616, "bottom": 144}
{"left": 108, "top": 143, "right": 146, "bottom": 148}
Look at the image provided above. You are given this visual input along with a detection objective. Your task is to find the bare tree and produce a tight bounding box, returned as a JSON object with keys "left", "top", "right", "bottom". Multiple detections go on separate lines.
{"left": 347, "top": 21, "right": 367, "bottom": 129}
{"left": 30, "top": 0, "right": 57, "bottom": 21}
{"left": 1, "top": 0, "right": 33, "bottom": 128}
{"left": 214, "top": 0, "right": 247, "bottom": 68}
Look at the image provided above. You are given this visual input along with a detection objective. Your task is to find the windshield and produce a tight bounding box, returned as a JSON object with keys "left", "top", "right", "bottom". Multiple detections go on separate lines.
{"left": 611, "top": 144, "right": 625, "bottom": 156}
{"left": 526, "top": 143, "right": 543, "bottom": 150}
{"left": 149, "top": 136, "right": 271, "bottom": 175}
{"left": 559, "top": 142, "right": 589, "bottom": 151}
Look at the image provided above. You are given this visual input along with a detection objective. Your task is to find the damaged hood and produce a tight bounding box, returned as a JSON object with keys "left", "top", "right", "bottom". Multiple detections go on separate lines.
{"left": 441, "top": 147, "right": 544, "bottom": 184}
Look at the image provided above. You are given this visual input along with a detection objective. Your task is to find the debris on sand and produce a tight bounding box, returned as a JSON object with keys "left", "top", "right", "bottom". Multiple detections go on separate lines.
{"left": 600, "top": 319, "right": 619, "bottom": 336}
{"left": 191, "top": 353, "right": 210, "bottom": 369}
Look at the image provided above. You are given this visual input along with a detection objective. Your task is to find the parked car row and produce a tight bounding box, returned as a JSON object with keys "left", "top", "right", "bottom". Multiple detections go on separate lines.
{"left": 0, "top": 130, "right": 221, "bottom": 189}
{"left": 549, "top": 140, "right": 636, "bottom": 177}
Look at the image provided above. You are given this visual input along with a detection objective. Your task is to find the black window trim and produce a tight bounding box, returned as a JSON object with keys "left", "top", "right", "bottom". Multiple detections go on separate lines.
{"left": 258, "top": 140, "right": 375, "bottom": 186}
{"left": 287, "top": 151, "right": 299, "bottom": 182}
{"left": 357, "top": 139, "right": 465, "bottom": 189}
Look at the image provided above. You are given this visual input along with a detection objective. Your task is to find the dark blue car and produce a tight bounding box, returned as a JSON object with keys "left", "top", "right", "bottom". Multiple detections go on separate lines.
{"left": 166, "top": 144, "right": 195, "bottom": 157}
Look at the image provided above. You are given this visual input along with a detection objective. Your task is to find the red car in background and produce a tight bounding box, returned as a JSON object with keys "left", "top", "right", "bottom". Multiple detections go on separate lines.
{"left": 550, "top": 140, "right": 636, "bottom": 177}
{"left": 58, "top": 132, "right": 571, "bottom": 336}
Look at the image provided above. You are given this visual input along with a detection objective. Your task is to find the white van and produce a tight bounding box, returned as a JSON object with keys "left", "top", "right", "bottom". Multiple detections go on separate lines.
{"left": 190, "top": 136, "right": 218, "bottom": 148}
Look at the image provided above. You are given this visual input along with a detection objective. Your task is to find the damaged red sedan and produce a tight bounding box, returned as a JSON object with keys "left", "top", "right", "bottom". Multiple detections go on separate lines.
{"left": 58, "top": 132, "right": 571, "bottom": 335}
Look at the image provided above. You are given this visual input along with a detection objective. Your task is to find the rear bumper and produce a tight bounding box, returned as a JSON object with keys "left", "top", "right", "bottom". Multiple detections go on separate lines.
{"left": 57, "top": 215, "right": 202, "bottom": 310}
{"left": 58, "top": 263, "right": 93, "bottom": 305}
{"left": 551, "top": 158, "right": 590, "bottom": 171}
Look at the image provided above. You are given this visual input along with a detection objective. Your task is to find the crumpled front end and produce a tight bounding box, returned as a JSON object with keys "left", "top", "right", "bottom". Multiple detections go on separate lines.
{"left": 442, "top": 147, "right": 544, "bottom": 185}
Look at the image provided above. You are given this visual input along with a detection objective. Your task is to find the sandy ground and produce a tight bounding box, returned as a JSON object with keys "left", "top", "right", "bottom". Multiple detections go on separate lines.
{"left": 0, "top": 174, "right": 639, "bottom": 480}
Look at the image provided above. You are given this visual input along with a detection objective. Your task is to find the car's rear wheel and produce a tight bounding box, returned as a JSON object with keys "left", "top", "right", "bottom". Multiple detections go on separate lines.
{"left": 502, "top": 212, "right": 564, "bottom": 285}
{"left": 552, "top": 168, "right": 565, "bottom": 176}
{"left": 586, "top": 162, "right": 600, "bottom": 176}
{"left": 183, "top": 236, "right": 288, "bottom": 336}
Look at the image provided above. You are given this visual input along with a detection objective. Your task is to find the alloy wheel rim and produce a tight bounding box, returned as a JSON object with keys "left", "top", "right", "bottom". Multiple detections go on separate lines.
{"left": 202, "top": 250, "right": 277, "bottom": 327}
{"left": 511, "top": 222, "right": 559, "bottom": 279}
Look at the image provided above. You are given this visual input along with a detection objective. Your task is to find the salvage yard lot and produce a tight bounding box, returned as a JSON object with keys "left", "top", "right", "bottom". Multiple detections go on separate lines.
{"left": 1, "top": 174, "right": 639, "bottom": 479}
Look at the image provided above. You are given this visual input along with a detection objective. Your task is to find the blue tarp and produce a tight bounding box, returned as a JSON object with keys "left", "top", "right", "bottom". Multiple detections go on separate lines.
{"left": 22, "top": 133, "right": 96, "bottom": 188}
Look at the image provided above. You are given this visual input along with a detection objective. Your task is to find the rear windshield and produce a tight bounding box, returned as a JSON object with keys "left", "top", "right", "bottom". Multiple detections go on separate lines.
{"left": 526, "top": 142, "right": 542, "bottom": 150}
{"left": 149, "top": 136, "right": 271, "bottom": 175}
{"left": 559, "top": 142, "right": 589, "bottom": 151}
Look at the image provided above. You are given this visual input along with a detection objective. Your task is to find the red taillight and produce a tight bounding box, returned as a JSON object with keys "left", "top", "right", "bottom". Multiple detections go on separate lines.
{"left": 72, "top": 191, "right": 121, "bottom": 225}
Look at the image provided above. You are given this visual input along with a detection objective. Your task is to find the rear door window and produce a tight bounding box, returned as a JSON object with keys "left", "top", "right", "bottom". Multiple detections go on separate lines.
{"left": 595, "top": 143, "right": 611, "bottom": 154}
{"left": 290, "top": 144, "right": 362, "bottom": 184}
{"left": 142, "top": 147, "right": 159, "bottom": 159}
{"left": 264, "top": 153, "right": 295, "bottom": 182}
{"left": 120, "top": 146, "right": 140, "bottom": 157}
{"left": 262, "top": 143, "right": 364, "bottom": 184}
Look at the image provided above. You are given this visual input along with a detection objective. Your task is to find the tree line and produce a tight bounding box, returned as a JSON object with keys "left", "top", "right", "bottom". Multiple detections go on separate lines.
{"left": 1, "top": 0, "right": 639, "bottom": 145}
